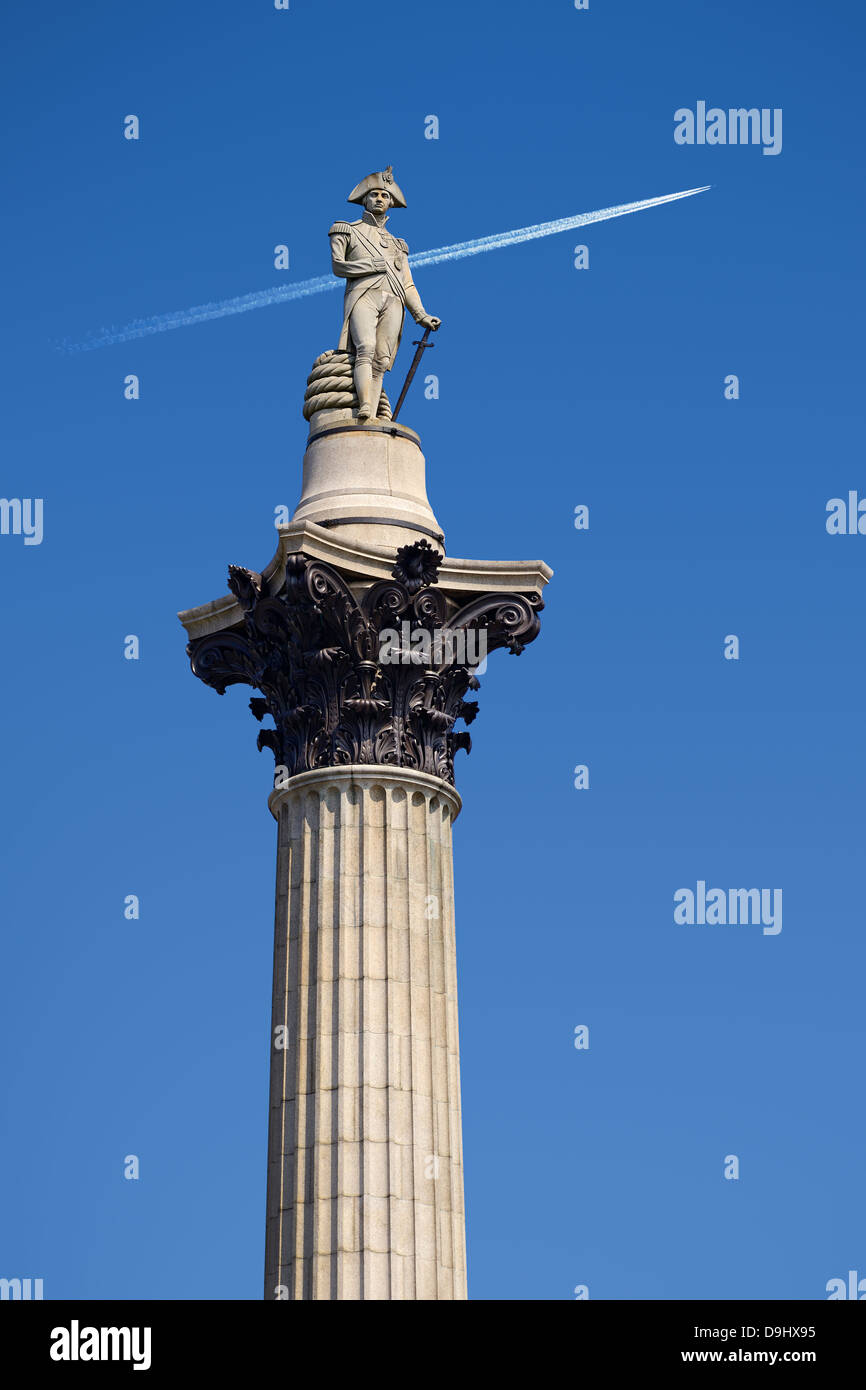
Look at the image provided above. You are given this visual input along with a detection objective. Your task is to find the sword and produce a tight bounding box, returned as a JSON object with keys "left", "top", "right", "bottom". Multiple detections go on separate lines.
{"left": 391, "top": 325, "right": 436, "bottom": 421}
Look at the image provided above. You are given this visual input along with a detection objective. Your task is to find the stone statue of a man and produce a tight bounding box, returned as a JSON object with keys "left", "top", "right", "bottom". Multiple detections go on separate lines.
{"left": 329, "top": 167, "right": 440, "bottom": 422}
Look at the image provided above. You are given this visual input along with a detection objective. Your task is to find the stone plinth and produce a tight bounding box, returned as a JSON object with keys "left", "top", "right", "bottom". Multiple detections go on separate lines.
{"left": 264, "top": 766, "right": 465, "bottom": 1301}
{"left": 291, "top": 411, "right": 444, "bottom": 552}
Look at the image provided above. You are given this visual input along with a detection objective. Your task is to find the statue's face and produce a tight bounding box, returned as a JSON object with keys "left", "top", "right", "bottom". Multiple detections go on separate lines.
{"left": 364, "top": 188, "right": 392, "bottom": 214}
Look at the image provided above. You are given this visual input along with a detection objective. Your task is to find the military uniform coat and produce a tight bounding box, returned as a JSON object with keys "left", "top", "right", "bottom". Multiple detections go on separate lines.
{"left": 328, "top": 211, "right": 427, "bottom": 369}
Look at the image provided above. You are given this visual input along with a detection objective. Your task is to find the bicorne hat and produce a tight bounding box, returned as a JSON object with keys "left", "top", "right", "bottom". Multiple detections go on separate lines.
{"left": 347, "top": 165, "right": 407, "bottom": 209}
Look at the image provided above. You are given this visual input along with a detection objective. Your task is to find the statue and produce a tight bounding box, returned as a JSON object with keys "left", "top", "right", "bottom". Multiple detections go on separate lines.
{"left": 328, "top": 167, "right": 440, "bottom": 423}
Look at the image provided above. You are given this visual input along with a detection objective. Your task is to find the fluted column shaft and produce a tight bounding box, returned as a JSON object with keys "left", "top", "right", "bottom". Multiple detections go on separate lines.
{"left": 263, "top": 765, "right": 467, "bottom": 1300}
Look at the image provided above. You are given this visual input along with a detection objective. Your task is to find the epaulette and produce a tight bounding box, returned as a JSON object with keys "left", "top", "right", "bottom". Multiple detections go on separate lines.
{"left": 328, "top": 221, "right": 354, "bottom": 235}
{"left": 394, "top": 236, "right": 409, "bottom": 252}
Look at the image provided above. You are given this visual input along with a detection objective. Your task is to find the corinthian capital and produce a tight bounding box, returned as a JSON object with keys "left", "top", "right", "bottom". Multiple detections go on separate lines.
{"left": 187, "top": 544, "right": 543, "bottom": 786}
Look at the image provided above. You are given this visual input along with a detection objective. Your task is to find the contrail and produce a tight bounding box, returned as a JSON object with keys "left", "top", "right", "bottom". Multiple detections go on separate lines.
{"left": 63, "top": 186, "right": 710, "bottom": 352}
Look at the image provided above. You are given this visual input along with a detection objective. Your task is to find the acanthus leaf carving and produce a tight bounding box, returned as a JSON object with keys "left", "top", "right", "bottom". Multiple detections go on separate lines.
{"left": 187, "top": 545, "right": 543, "bottom": 786}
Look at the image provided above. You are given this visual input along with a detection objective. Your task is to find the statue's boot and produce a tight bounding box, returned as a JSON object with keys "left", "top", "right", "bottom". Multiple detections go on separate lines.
{"left": 369, "top": 369, "right": 385, "bottom": 421}
{"left": 354, "top": 359, "right": 374, "bottom": 421}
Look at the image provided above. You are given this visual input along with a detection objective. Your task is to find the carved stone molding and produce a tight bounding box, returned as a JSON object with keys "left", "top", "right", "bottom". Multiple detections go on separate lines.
{"left": 187, "top": 544, "right": 543, "bottom": 785}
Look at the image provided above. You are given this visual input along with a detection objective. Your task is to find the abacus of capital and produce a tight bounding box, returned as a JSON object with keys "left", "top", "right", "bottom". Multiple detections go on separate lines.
{"left": 179, "top": 168, "right": 552, "bottom": 1300}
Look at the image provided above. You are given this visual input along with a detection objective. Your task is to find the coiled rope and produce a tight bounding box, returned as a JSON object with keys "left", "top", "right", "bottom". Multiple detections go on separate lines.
{"left": 303, "top": 349, "right": 392, "bottom": 422}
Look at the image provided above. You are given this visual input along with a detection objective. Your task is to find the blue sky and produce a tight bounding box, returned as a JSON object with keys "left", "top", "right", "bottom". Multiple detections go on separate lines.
{"left": 2, "top": 0, "right": 864, "bottom": 1300}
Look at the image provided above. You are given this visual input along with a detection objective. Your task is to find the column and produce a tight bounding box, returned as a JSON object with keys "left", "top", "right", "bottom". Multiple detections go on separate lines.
{"left": 263, "top": 766, "right": 466, "bottom": 1301}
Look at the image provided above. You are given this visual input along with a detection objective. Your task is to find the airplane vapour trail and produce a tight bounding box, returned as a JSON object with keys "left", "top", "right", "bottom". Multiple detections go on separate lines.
{"left": 64, "top": 186, "right": 709, "bottom": 352}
